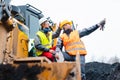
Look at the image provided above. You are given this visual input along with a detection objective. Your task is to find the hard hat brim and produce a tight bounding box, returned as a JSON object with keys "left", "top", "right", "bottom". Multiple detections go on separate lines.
{"left": 39, "top": 18, "right": 48, "bottom": 25}
{"left": 61, "top": 20, "right": 72, "bottom": 27}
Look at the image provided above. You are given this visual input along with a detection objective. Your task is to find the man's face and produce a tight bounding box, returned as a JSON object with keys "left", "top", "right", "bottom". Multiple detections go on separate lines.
{"left": 63, "top": 24, "right": 71, "bottom": 30}
{"left": 41, "top": 21, "right": 49, "bottom": 28}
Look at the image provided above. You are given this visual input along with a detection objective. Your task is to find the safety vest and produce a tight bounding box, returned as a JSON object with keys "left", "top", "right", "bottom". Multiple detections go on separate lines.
{"left": 35, "top": 31, "right": 52, "bottom": 56}
{"left": 60, "top": 30, "right": 87, "bottom": 55}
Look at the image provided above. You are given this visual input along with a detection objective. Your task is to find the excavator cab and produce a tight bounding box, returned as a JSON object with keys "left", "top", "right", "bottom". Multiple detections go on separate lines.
{"left": 12, "top": 4, "right": 43, "bottom": 57}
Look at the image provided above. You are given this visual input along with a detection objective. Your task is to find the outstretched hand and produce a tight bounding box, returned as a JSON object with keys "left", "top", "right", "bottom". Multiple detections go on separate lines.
{"left": 98, "top": 18, "right": 106, "bottom": 31}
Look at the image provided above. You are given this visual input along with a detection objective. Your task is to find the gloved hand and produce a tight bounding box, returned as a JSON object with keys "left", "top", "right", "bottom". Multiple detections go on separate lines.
{"left": 59, "top": 22, "right": 63, "bottom": 29}
{"left": 98, "top": 18, "right": 106, "bottom": 31}
{"left": 50, "top": 23, "right": 57, "bottom": 31}
{"left": 49, "top": 49, "right": 55, "bottom": 53}
{"left": 55, "top": 54, "right": 59, "bottom": 60}
{"left": 49, "top": 50, "right": 59, "bottom": 59}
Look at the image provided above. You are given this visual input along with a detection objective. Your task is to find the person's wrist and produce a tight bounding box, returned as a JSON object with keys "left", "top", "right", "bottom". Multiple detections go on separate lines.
{"left": 49, "top": 49, "right": 51, "bottom": 52}
{"left": 96, "top": 24, "right": 101, "bottom": 27}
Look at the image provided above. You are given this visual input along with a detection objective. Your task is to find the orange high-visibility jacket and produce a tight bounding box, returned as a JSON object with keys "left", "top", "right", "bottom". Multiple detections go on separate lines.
{"left": 60, "top": 30, "right": 87, "bottom": 55}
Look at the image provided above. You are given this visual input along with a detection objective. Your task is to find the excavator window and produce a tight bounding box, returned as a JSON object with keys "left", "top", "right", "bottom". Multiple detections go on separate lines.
{"left": 18, "top": 4, "right": 44, "bottom": 39}
{"left": 29, "top": 14, "right": 40, "bottom": 38}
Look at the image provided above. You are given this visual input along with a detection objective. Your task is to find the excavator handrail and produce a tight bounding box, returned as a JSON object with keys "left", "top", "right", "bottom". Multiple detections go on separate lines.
{"left": 26, "top": 4, "right": 42, "bottom": 15}
{"left": 13, "top": 18, "right": 29, "bottom": 30}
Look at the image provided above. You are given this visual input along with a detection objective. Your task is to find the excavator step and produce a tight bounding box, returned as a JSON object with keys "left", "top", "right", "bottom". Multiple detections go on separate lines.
{"left": 14, "top": 57, "right": 52, "bottom": 63}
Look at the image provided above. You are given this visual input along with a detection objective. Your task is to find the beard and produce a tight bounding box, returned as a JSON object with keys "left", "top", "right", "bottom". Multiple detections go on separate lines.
{"left": 43, "top": 27, "right": 51, "bottom": 34}
{"left": 63, "top": 29, "right": 73, "bottom": 35}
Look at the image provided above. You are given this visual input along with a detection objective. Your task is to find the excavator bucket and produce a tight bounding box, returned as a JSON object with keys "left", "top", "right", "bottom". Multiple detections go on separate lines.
{"left": 0, "top": 56, "right": 81, "bottom": 80}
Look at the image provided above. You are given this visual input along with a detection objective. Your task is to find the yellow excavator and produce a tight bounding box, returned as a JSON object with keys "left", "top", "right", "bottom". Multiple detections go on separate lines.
{"left": 0, "top": 0, "right": 81, "bottom": 80}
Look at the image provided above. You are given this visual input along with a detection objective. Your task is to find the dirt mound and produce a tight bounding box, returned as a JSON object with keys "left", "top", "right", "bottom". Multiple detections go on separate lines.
{"left": 85, "top": 62, "right": 120, "bottom": 80}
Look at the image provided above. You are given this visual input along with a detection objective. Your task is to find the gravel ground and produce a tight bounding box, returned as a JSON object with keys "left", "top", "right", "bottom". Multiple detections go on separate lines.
{"left": 85, "top": 62, "right": 120, "bottom": 80}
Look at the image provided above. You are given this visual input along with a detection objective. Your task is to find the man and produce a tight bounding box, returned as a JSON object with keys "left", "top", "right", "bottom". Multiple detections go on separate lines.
{"left": 57, "top": 19, "right": 106, "bottom": 80}
{"left": 34, "top": 17, "right": 62, "bottom": 61}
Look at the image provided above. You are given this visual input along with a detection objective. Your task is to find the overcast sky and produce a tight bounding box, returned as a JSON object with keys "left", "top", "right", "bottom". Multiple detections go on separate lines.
{"left": 11, "top": 0, "right": 120, "bottom": 62}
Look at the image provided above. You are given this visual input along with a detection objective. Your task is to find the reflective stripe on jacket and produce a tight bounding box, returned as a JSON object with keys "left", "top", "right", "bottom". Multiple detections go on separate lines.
{"left": 60, "top": 30, "right": 87, "bottom": 55}
{"left": 35, "top": 31, "right": 52, "bottom": 56}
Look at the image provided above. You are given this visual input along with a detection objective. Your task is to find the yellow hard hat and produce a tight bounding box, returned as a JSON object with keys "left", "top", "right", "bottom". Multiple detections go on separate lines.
{"left": 60, "top": 20, "right": 72, "bottom": 27}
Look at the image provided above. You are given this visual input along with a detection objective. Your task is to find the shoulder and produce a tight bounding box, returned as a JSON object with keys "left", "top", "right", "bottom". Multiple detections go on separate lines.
{"left": 36, "top": 30, "right": 44, "bottom": 35}
{"left": 72, "top": 30, "right": 79, "bottom": 34}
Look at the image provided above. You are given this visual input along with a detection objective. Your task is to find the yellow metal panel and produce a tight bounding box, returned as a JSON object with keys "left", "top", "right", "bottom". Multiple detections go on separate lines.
{"left": 17, "top": 29, "right": 28, "bottom": 58}
{"left": 13, "top": 25, "right": 28, "bottom": 58}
